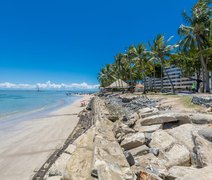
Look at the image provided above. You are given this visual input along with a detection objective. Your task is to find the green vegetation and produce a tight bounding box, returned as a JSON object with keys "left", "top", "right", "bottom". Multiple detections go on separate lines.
{"left": 98, "top": 0, "right": 212, "bottom": 93}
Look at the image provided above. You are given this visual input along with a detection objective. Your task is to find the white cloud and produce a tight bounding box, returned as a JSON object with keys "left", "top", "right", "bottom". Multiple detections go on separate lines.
{"left": 0, "top": 81, "right": 99, "bottom": 90}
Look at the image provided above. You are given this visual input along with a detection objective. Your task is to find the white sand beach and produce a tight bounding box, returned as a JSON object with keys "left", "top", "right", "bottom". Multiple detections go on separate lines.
{"left": 0, "top": 95, "right": 92, "bottom": 180}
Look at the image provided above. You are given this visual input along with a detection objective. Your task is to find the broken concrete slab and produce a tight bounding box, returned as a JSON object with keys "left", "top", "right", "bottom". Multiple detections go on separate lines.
{"left": 121, "top": 132, "right": 146, "bottom": 150}
{"left": 134, "top": 124, "right": 162, "bottom": 133}
{"left": 190, "top": 113, "right": 212, "bottom": 124}
{"left": 128, "top": 145, "right": 149, "bottom": 157}
{"left": 198, "top": 126, "right": 212, "bottom": 142}
{"left": 168, "top": 165, "right": 212, "bottom": 179}
{"left": 140, "top": 113, "right": 190, "bottom": 126}
{"left": 149, "top": 130, "right": 176, "bottom": 152}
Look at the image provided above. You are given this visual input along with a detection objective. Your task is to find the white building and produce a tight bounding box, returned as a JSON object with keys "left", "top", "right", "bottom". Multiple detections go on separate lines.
{"left": 145, "top": 65, "right": 198, "bottom": 92}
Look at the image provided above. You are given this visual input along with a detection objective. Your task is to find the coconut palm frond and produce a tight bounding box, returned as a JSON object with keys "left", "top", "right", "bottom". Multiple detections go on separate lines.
{"left": 182, "top": 10, "right": 192, "bottom": 24}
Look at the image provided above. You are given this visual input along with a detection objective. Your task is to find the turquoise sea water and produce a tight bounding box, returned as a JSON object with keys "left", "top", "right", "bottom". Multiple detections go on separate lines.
{"left": 0, "top": 90, "right": 80, "bottom": 122}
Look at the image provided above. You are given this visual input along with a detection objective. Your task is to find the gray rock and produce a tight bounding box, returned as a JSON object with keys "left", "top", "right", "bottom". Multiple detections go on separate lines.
{"left": 134, "top": 124, "right": 162, "bottom": 133}
{"left": 198, "top": 127, "right": 212, "bottom": 142}
{"left": 49, "top": 169, "right": 62, "bottom": 177}
{"left": 63, "top": 128, "right": 95, "bottom": 180}
{"left": 132, "top": 153, "right": 167, "bottom": 178}
{"left": 144, "top": 132, "right": 152, "bottom": 144}
{"left": 192, "top": 96, "right": 212, "bottom": 108}
{"left": 137, "top": 107, "right": 158, "bottom": 118}
{"left": 128, "top": 145, "right": 149, "bottom": 157}
{"left": 113, "top": 122, "right": 135, "bottom": 138}
{"left": 136, "top": 170, "right": 163, "bottom": 180}
{"left": 122, "top": 97, "right": 134, "bottom": 103}
{"left": 168, "top": 165, "right": 212, "bottom": 179}
{"left": 149, "top": 148, "right": 159, "bottom": 156}
{"left": 167, "top": 124, "right": 204, "bottom": 151}
{"left": 91, "top": 169, "right": 98, "bottom": 178}
{"left": 121, "top": 132, "right": 146, "bottom": 150}
{"left": 191, "top": 113, "right": 212, "bottom": 124}
{"left": 206, "top": 107, "right": 212, "bottom": 112}
{"left": 140, "top": 113, "right": 190, "bottom": 126}
{"left": 139, "top": 111, "right": 159, "bottom": 118}
{"left": 149, "top": 130, "right": 190, "bottom": 168}
{"left": 46, "top": 176, "right": 62, "bottom": 180}
{"left": 192, "top": 131, "right": 212, "bottom": 166}
{"left": 107, "top": 114, "right": 119, "bottom": 122}
{"left": 149, "top": 130, "right": 176, "bottom": 152}
{"left": 137, "top": 107, "right": 154, "bottom": 114}
{"left": 164, "top": 144, "right": 190, "bottom": 168}
{"left": 124, "top": 151, "right": 135, "bottom": 166}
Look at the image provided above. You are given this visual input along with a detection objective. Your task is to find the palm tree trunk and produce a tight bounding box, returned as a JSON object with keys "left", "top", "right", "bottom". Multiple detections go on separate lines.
{"left": 205, "top": 66, "right": 210, "bottom": 93}
{"left": 140, "top": 61, "right": 146, "bottom": 93}
{"left": 196, "top": 68, "right": 201, "bottom": 92}
{"left": 199, "top": 50, "right": 209, "bottom": 93}
{"left": 164, "top": 68, "right": 175, "bottom": 94}
{"left": 129, "top": 58, "right": 132, "bottom": 87}
{"left": 154, "top": 65, "right": 156, "bottom": 92}
{"left": 143, "top": 75, "right": 146, "bottom": 94}
{"left": 161, "top": 65, "right": 163, "bottom": 91}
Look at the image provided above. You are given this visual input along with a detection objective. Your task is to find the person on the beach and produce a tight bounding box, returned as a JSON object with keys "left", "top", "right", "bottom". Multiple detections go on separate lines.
{"left": 191, "top": 82, "right": 197, "bottom": 93}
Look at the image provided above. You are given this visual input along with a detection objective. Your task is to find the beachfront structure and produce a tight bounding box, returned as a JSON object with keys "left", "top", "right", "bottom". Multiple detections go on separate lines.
{"left": 107, "top": 79, "right": 128, "bottom": 89}
{"left": 145, "top": 65, "right": 212, "bottom": 92}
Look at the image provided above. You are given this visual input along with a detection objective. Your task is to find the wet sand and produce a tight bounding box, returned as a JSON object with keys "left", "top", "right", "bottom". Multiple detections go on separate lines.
{"left": 0, "top": 95, "right": 92, "bottom": 180}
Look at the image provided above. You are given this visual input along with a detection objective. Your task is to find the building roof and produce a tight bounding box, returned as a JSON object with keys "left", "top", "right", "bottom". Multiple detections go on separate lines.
{"left": 107, "top": 79, "right": 128, "bottom": 88}
{"left": 135, "top": 83, "right": 144, "bottom": 88}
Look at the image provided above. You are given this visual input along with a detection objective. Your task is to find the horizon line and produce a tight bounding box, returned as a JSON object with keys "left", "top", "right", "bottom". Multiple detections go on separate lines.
{"left": 0, "top": 81, "right": 99, "bottom": 90}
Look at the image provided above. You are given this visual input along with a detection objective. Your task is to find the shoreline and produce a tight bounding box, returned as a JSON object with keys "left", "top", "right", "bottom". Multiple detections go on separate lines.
{"left": 0, "top": 94, "right": 81, "bottom": 127}
{"left": 0, "top": 94, "right": 92, "bottom": 180}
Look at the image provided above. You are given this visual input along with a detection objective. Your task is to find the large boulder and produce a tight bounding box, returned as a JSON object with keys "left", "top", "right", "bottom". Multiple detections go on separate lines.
{"left": 91, "top": 97, "right": 136, "bottom": 180}
{"left": 121, "top": 132, "right": 146, "bottom": 150}
{"left": 136, "top": 170, "right": 163, "bottom": 180}
{"left": 132, "top": 153, "right": 168, "bottom": 178}
{"left": 92, "top": 135, "right": 136, "bottom": 179}
{"left": 139, "top": 111, "right": 159, "bottom": 118}
{"left": 124, "top": 112, "right": 140, "bottom": 127}
{"left": 164, "top": 144, "right": 190, "bottom": 168}
{"left": 137, "top": 107, "right": 159, "bottom": 118}
{"left": 149, "top": 130, "right": 176, "bottom": 152}
{"left": 168, "top": 165, "right": 212, "bottom": 179}
{"left": 167, "top": 124, "right": 205, "bottom": 151}
{"left": 140, "top": 113, "right": 190, "bottom": 126}
{"left": 113, "top": 121, "right": 136, "bottom": 142}
{"left": 149, "top": 130, "right": 190, "bottom": 168}
{"left": 128, "top": 145, "right": 149, "bottom": 157}
{"left": 63, "top": 128, "right": 95, "bottom": 180}
{"left": 134, "top": 124, "right": 162, "bottom": 133}
{"left": 192, "top": 131, "right": 212, "bottom": 166}
{"left": 198, "top": 126, "right": 212, "bottom": 142}
{"left": 191, "top": 113, "right": 212, "bottom": 124}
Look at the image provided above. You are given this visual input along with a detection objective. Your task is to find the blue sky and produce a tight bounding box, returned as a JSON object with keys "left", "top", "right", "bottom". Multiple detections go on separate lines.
{"left": 0, "top": 0, "right": 196, "bottom": 87}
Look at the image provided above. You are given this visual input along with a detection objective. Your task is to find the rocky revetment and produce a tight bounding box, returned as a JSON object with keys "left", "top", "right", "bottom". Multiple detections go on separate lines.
{"left": 38, "top": 93, "right": 212, "bottom": 180}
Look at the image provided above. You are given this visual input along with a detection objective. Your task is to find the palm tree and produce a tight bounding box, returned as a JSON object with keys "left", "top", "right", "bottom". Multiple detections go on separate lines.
{"left": 97, "top": 64, "right": 116, "bottom": 87}
{"left": 178, "top": 0, "right": 212, "bottom": 92}
{"left": 130, "top": 44, "right": 150, "bottom": 93}
{"left": 122, "top": 46, "right": 136, "bottom": 87}
{"left": 115, "top": 53, "right": 126, "bottom": 88}
{"left": 148, "top": 34, "right": 178, "bottom": 93}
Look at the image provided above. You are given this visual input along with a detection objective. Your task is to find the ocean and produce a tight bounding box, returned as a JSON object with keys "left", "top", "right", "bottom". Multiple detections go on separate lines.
{"left": 0, "top": 90, "right": 81, "bottom": 124}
